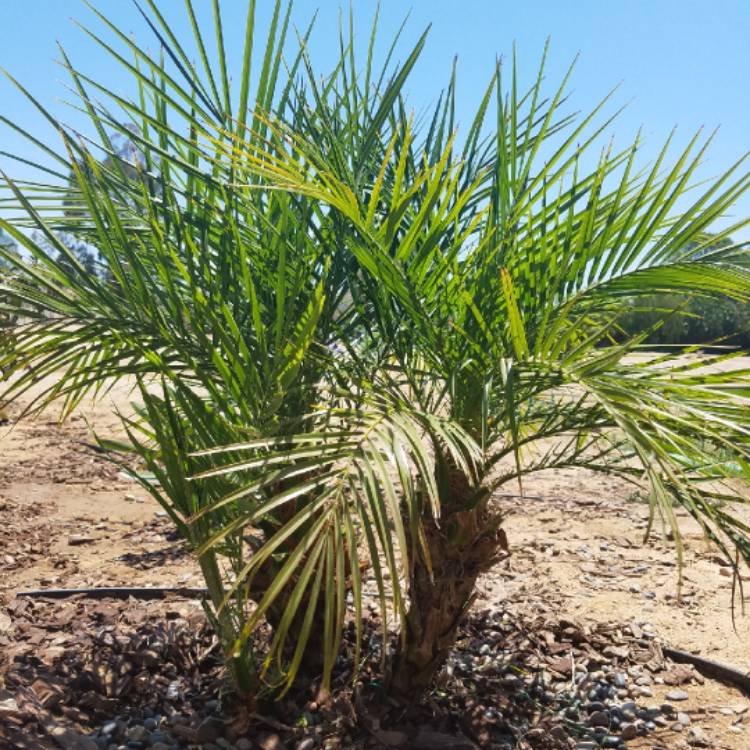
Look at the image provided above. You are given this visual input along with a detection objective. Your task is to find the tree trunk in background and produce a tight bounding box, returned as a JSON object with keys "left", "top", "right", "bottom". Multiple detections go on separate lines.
{"left": 387, "top": 469, "right": 507, "bottom": 700}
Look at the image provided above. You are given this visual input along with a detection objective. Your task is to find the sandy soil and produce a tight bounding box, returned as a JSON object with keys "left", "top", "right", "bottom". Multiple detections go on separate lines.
{"left": 1, "top": 374, "right": 749, "bottom": 749}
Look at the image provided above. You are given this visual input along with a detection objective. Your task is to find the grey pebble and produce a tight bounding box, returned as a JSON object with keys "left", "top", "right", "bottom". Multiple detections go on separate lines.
{"left": 296, "top": 740, "right": 316, "bottom": 750}
{"left": 677, "top": 712, "right": 691, "bottom": 725}
{"left": 666, "top": 690, "right": 689, "bottom": 701}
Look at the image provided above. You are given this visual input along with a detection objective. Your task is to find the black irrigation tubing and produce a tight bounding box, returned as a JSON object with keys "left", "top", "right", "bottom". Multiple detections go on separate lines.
{"left": 15, "top": 586, "right": 209, "bottom": 601}
{"left": 662, "top": 647, "right": 750, "bottom": 695}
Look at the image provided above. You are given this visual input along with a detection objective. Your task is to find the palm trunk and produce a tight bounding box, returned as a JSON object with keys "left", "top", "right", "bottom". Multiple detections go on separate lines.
{"left": 388, "top": 469, "right": 507, "bottom": 700}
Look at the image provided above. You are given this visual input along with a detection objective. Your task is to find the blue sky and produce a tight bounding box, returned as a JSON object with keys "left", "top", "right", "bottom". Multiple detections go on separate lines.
{"left": 1, "top": 0, "right": 749, "bottom": 237}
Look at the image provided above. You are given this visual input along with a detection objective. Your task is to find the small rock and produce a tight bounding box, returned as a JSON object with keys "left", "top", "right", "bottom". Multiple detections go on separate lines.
{"left": 666, "top": 690, "right": 689, "bottom": 702}
{"left": 719, "top": 567, "right": 732, "bottom": 577}
{"left": 196, "top": 717, "right": 224, "bottom": 743}
{"left": 677, "top": 712, "right": 691, "bottom": 725}
{"left": 734, "top": 705, "right": 749, "bottom": 715}
{"left": 234, "top": 739, "right": 254, "bottom": 750}
{"left": 126, "top": 727, "right": 149, "bottom": 743}
{"left": 256, "top": 734, "right": 285, "bottom": 750}
{"left": 638, "top": 686, "right": 653, "bottom": 697}
{"left": 548, "top": 726, "right": 567, "bottom": 742}
{"left": 620, "top": 723, "right": 637, "bottom": 740}
{"left": 588, "top": 710, "right": 609, "bottom": 728}
{"left": 295, "top": 740, "right": 316, "bottom": 750}
{"left": 165, "top": 681, "right": 180, "bottom": 701}
{"left": 49, "top": 726, "right": 99, "bottom": 750}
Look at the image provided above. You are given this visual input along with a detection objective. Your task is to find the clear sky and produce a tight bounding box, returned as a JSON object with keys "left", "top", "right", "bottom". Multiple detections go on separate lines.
{"left": 1, "top": 0, "right": 749, "bottom": 237}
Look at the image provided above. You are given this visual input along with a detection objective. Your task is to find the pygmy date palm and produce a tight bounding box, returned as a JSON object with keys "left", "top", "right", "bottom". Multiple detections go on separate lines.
{"left": 3, "top": 1, "right": 750, "bottom": 706}
{"left": 205, "top": 46, "right": 750, "bottom": 698}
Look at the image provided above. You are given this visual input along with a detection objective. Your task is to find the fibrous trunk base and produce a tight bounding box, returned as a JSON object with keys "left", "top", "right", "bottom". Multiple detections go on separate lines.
{"left": 388, "top": 502, "right": 507, "bottom": 701}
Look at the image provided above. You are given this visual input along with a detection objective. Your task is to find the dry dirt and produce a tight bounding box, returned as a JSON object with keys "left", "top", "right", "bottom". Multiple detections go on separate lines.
{"left": 1, "top": 375, "right": 749, "bottom": 749}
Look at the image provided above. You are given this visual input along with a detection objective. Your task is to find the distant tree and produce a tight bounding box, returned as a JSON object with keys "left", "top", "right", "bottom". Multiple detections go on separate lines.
{"left": 30, "top": 230, "right": 99, "bottom": 280}
{"left": 619, "top": 236, "right": 750, "bottom": 347}
{"left": 0, "top": 228, "right": 18, "bottom": 272}
{"left": 0, "top": 229, "right": 21, "bottom": 407}
{"left": 55, "top": 126, "right": 155, "bottom": 286}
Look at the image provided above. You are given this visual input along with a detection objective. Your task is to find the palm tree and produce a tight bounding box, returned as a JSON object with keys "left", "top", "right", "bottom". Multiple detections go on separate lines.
{"left": 2, "top": 1, "right": 750, "bottom": 706}
{"left": 203, "top": 50, "right": 750, "bottom": 699}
